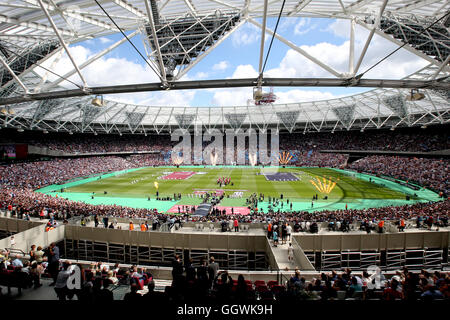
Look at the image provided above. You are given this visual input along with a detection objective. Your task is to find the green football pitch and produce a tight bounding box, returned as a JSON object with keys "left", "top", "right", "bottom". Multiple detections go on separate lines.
{"left": 37, "top": 166, "right": 441, "bottom": 214}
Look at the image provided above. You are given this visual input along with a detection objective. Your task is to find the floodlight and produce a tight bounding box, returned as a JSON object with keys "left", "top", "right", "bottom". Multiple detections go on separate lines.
{"left": 406, "top": 89, "right": 425, "bottom": 101}
{"left": 91, "top": 95, "right": 104, "bottom": 107}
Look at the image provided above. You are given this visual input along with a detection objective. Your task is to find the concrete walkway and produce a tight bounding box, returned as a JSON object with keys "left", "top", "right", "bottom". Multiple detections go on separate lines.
{"left": 269, "top": 240, "right": 298, "bottom": 271}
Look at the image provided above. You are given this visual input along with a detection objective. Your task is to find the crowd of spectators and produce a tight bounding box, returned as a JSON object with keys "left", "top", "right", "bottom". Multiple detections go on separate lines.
{"left": 4, "top": 243, "right": 450, "bottom": 304}
{"left": 3, "top": 247, "right": 448, "bottom": 302}
{"left": 0, "top": 156, "right": 135, "bottom": 189}
{"left": 1, "top": 126, "right": 448, "bottom": 154}
{"left": 280, "top": 126, "right": 449, "bottom": 152}
{"left": 28, "top": 134, "right": 172, "bottom": 154}
{"left": 0, "top": 125, "right": 448, "bottom": 227}
{"left": 0, "top": 153, "right": 448, "bottom": 227}
{"left": 350, "top": 156, "right": 449, "bottom": 194}
{"left": 290, "top": 151, "right": 347, "bottom": 167}
{"left": 204, "top": 199, "right": 450, "bottom": 228}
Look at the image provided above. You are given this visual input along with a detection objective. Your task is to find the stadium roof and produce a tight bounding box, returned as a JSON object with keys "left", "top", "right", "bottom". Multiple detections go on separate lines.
{"left": 0, "top": 0, "right": 449, "bottom": 134}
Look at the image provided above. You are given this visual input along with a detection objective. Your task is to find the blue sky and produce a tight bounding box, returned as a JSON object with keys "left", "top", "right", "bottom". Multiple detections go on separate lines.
{"left": 44, "top": 17, "right": 428, "bottom": 107}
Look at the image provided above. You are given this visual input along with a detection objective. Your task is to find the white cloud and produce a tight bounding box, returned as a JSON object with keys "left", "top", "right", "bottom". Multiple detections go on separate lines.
{"left": 231, "top": 23, "right": 265, "bottom": 47}
{"left": 38, "top": 45, "right": 196, "bottom": 106}
{"left": 279, "top": 17, "right": 299, "bottom": 32}
{"left": 34, "top": 18, "right": 431, "bottom": 108}
{"left": 212, "top": 60, "right": 230, "bottom": 71}
{"left": 230, "top": 64, "right": 259, "bottom": 78}
{"left": 265, "top": 21, "right": 429, "bottom": 79}
{"left": 325, "top": 19, "right": 349, "bottom": 39}
{"left": 294, "top": 18, "right": 317, "bottom": 36}
{"left": 211, "top": 88, "right": 253, "bottom": 106}
{"left": 99, "top": 37, "right": 112, "bottom": 44}
{"left": 194, "top": 71, "right": 209, "bottom": 79}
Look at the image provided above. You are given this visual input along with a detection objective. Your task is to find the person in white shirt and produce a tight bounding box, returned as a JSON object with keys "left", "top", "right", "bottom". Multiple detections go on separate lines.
{"left": 286, "top": 224, "right": 292, "bottom": 241}
{"left": 12, "top": 254, "right": 23, "bottom": 268}
{"left": 35, "top": 246, "right": 45, "bottom": 263}
{"left": 287, "top": 243, "right": 294, "bottom": 262}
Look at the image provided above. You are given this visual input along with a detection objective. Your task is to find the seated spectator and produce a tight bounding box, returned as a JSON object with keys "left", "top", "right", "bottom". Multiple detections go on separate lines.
{"left": 97, "top": 279, "right": 114, "bottom": 301}
{"left": 143, "top": 280, "right": 167, "bottom": 303}
{"left": 383, "top": 279, "right": 403, "bottom": 300}
{"left": 106, "top": 270, "right": 118, "bottom": 285}
{"left": 11, "top": 254, "right": 24, "bottom": 268}
{"left": 421, "top": 285, "right": 444, "bottom": 301}
{"left": 123, "top": 284, "right": 142, "bottom": 301}
{"left": 347, "top": 276, "right": 363, "bottom": 298}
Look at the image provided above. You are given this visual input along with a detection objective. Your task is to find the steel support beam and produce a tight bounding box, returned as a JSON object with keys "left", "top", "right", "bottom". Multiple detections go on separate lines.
{"left": 258, "top": 0, "right": 269, "bottom": 76}
{"left": 0, "top": 54, "right": 29, "bottom": 93}
{"left": 0, "top": 14, "right": 74, "bottom": 37}
{"left": 349, "top": 18, "right": 355, "bottom": 75}
{"left": 354, "top": 0, "right": 388, "bottom": 75}
{"left": 1, "top": 77, "right": 449, "bottom": 106}
{"left": 43, "top": 29, "right": 140, "bottom": 90}
{"left": 288, "top": 0, "right": 313, "bottom": 17}
{"left": 37, "top": 0, "right": 88, "bottom": 88}
{"left": 176, "top": 19, "right": 246, "bottom": 80}
{"left": 145, "top": 0, "right": 167, "bottom": 82}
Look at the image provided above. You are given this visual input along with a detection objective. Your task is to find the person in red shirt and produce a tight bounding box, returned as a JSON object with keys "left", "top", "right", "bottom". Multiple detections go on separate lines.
{"left": 383, "top": 279, "right": 403, "bottom": 300}
{"left": 234, "top": 219, "right": 239, "bottom": 232}
{"left": 399, "top": 219, "right": 405, "bottom": 232}
{"left": 378, "top": 220, "right": 384, "bottom": 233}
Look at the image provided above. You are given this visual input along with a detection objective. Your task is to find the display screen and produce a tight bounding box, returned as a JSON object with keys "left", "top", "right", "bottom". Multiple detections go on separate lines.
{"left": 0, "top": 145, "right": 15, "bottom": 159}
{"left": 0, "top": 144, "right": 28, "bottom": 160}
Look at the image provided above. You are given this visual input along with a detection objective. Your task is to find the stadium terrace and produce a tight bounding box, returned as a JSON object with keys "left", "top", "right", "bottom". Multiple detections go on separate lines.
{"left": 0, "top": 0, "right": 449, "bottom": 310}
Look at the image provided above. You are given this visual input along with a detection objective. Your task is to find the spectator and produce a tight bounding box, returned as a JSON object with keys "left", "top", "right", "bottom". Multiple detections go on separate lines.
{"left": 11, "top": 254, "right": 24, "bottom": 268}
{"left": 123, "top": 284, "right": 141, "bottom": 301}
{"left": 54, "top": 261, "right": 74, "bottom": 300}
{"left": 47, "top": 242, "right": 60, "bottom": 286}
{"left": 208, "top": 256, "right": 219, "bottom": 289}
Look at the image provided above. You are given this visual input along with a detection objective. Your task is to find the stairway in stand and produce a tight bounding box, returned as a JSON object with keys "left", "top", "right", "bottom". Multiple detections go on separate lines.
{"left": 270, "top": 240, "right": 298, "bottom": 271}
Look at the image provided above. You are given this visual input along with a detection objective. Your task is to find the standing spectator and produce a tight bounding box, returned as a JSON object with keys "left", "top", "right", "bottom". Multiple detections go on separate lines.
{"left": 267, "top": 222, "right": 273, "bottom": 239}
{"left": 273, "top": 230, "right": 279, "bottom": 247}
{"left": 208, "top": 256, "right": 219, "bottom": 288}
{"left": 185, "top": 258, "right": 196, "bottom": 282}
{"left": 378, "top": 220, "right": 384, "bottom": 233}
{"left": 35, "top": 246, "right": 45, "bottom": 263}
{"left": 10, "top": 236, "right": 15, "bottom": 248}
{"left": 54, "top": 261, "right": 73, "bottom": 300}
{"left": 171, "top": 254, "right": 183, "bottom": 283}
{"left": 30, "top": 261, "right": 44, "bottom": 288}
{"left": 47, "top": 242, "right": 60, "bottom": 286}
{"left": 286, "top": 223, "right": 292, "bottom": 241}
{"left": 288, "top": 243, "right": 294, "bottom": 262}
{"left": 29, "top": 245, "right": 36, "bottom": 263}
{"left": 281, "top": 223, "right": 287, "bottom": 244}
